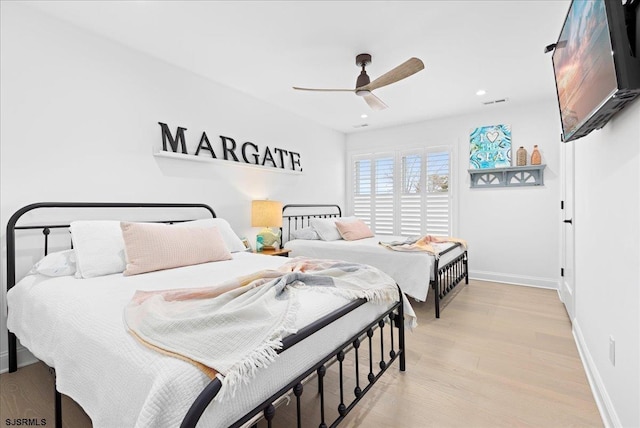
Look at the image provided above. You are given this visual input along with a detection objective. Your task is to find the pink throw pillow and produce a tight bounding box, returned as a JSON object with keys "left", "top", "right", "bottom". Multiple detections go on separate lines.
{"left": 121, "top": 222, "right": 232, "bottom": 276}
{"left": 335, "top": 219, "right": 374, "bottom": 241}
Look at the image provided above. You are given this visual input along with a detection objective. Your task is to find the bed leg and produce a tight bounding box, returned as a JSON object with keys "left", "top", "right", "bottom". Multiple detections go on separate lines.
{"left": 464, "top": 255, "right": 469, "bottom": 284}
{"left": 54, "top": 384, "right": 62, "bottom": 428}
{"left": 434, "top": 279, "right": 441, "bottom": 319}
{"left": 8, "top": 332, "right": 17, "bottom": 372}
{"left": 397, "top": 289, "right": 406, "bottom": 372}
{"left": 433, "top": 256, "right": 441, "bottom": 319}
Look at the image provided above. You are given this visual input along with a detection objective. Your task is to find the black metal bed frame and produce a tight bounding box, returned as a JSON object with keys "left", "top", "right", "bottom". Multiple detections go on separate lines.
{"left": 6, "top": 202, "right": 406, "bottom": 428}
{"left": 281, "top": 204, "right": 469, "bottom": 318}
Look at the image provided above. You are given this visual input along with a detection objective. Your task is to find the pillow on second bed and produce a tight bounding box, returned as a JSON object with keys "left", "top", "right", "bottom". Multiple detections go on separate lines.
{"left": 290, "top": 227, "right": 320, "bottom": 240}
{"left": 121, "top": 222, "right": 232, "bottom": 276}
{"left": 310, "top": 217, "right": 357, "bottom": 241}
{"left": 335, "top": 219, "right": 374, "bottom": 241}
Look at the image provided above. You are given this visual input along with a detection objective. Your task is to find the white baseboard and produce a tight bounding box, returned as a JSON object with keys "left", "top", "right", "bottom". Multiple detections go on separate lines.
{"left": 573, "top": 321, "right": 618, "bottom": 428}
{"left": 0, "top": 345, "right": 38, "bottom": 374}
{"left": 469, "top": 269, "right": 558, "bottom": 289}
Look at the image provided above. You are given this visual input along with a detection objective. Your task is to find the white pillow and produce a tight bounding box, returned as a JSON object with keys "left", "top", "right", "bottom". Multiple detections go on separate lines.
{"left": 71, "top": 221, "right": 126, "bottom": 279}
{"left": 290, "top": 227, "right": 320, "bottom": 240}
{"left": 29, "top": 249, "right": 77, "bottom": 277}
{"left": 309, "top": 217, "right": 357, "bottom": 241}
{"left": 177, "top": 218, "right": 246, "bottom": 252}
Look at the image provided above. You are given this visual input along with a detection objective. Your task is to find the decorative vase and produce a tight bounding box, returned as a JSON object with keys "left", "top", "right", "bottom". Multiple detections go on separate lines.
{"left": 516, "top": 146, "right": 527, "bottom": 166}
{"left": 531, "top": 145, "right": 541, "bottom": 165}
{"left": 256, "top": 235, "right": 264, "bottom": 252}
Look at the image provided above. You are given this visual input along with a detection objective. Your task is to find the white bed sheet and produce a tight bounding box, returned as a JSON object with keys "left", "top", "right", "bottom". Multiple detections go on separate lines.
{"left": 7, "top": 252, "right": 397, "bottom": 428}
{"left": 284, "top": 236, "right": 464, "bottom": 302}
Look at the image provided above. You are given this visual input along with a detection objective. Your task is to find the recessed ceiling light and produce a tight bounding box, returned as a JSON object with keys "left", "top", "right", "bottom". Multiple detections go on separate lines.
{"left": 361, "top": 114, "right": 368, "bottom": 119}
{"left": 476, "top": 89, "right": 487, "bottom": 96}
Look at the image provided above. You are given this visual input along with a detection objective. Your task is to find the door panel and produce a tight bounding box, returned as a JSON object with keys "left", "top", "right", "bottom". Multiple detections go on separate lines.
{"left": 560, "top": 142, "right": 575, "bottom": 320}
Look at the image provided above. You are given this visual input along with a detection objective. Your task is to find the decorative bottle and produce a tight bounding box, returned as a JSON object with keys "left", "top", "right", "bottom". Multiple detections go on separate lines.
{"left": 531, "top": 145, "right": 541, "bottom": 165}
{"left": 516, "top": 146, "right": 527, "bottom": 166}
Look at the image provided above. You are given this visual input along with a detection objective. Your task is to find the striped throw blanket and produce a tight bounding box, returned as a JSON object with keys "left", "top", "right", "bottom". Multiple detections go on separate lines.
{"left": 124, "top": 257, "right": 411, "bottom": 400}
{"left": 379, "top": 235, "right": 467, "bottom": 256}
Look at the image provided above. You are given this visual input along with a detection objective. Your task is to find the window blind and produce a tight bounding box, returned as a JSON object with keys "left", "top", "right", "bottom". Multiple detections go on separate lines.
{"left": 350, "top": 148, "right": 451, "bottom": 237}
{"left": 426, "top": 151, "right": 450, "bottom": 236}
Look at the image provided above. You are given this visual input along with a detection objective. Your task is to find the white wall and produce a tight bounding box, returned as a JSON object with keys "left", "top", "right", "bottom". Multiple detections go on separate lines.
{"left": 572, "top": 101, "right": 640, "bottom": 428}
{"left": 0, "top": 3, "right": 345, "bottom": 371}
{"left": 346, "top": 99, "right": 562, "bottom": 288}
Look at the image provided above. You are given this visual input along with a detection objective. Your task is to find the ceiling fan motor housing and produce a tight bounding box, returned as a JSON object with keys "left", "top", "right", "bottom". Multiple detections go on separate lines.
{"left": 355, "top": 53, "right": 372, "bottom": 89}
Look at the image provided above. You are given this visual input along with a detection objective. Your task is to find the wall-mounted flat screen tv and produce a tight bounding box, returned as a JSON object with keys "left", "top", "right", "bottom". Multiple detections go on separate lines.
{"left": 551, "top": 0, "right": 640, "bottom": 142}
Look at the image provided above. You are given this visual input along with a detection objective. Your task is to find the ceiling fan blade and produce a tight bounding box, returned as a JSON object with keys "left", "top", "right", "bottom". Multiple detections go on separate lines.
{"left": 293, "top": 86, "right": 355, "bottom": 92}
{"left": 359, "top": 57, "right": 424, "bottom": 92}
{"left": 363, "top": 92, "right": 388, "bottom": 111}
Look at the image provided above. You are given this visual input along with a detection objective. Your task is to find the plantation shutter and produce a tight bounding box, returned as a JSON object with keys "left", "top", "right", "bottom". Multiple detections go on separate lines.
{"left": 373, "top": 157, "right": 395, "bottom": 234}
{"left": 400, "top": 153, "right": 422, "bottom": 236}
{"left": 352, "top": 154, "right": 395, "bottom": 235}
{"left": 353, "top": 158, "right": 372, "bottom": 225}
{"left": 350, "top": 148, "right": 451, "bottom": 237}
{"left": 425, "top": 150, "right": 450, "bottom": 236}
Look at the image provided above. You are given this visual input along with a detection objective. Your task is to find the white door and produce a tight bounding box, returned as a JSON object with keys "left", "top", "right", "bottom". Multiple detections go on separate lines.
{"left": 560, "top": 141, "right": 575, "bottom": 320}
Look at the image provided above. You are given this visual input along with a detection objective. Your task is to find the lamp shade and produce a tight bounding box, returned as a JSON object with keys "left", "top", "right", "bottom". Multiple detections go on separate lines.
{"left": 251, "top": 200, "right": 283, "bottom": 228}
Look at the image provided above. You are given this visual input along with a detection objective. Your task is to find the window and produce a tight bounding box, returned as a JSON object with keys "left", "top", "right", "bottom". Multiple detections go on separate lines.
{"left": 350, "top": 148, "right": 451, "bottom": 237}
{"left": 352, "top": 154, "right": 395, "bottom": 235}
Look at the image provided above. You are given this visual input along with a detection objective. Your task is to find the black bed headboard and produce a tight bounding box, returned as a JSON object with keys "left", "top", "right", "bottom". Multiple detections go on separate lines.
{"left": 5, "top": 202, "right": 216, "bottom": 374}
{"left": 6, "top": 202, "right": 216, "bottom": 292}
{"left": 281, "top": 204, "right": 341, "bottom": 243}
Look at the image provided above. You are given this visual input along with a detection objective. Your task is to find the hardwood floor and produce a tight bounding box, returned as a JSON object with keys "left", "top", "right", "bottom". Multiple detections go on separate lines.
{"left": 0, "top": 280, "right": 602, "bottom": 427}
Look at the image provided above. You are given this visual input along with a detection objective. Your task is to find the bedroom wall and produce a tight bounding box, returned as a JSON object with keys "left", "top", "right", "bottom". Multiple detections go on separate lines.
{"left": 346, "top": 99, "right": 562, "bottom": 288}
{"left": 572, "top": 100, "right": 639, "bottom": 428}
{"left": 0, "top": 3, "right": 345, "bottom": 372}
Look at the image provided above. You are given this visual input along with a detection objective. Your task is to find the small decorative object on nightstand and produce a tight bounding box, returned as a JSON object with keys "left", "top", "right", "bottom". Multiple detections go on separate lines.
{"left": 253, "top": 248, "right": 291, "bottom": 257}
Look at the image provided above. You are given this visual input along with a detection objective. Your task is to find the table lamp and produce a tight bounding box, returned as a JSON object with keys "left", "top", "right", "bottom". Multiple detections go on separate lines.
{"left": 251, "top": 200, "right": 283, "bottom": 250}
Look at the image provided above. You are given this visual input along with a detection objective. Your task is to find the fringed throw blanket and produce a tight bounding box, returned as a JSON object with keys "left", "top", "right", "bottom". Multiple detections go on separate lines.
{"left": 124, "top": 257, "right": 409, "bottom": 400}
{"left": 379, "top": 235, "right": 468, "bottom": 256}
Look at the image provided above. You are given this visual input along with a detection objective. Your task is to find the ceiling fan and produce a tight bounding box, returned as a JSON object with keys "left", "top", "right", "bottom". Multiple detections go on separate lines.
{"left": 293, "top": 53, "right": 424, "bottom": 111}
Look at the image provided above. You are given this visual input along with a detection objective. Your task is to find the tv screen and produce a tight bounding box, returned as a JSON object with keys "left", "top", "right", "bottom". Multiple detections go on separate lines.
{"left": 551, "top": 0, "right": 640, "bottom": 142}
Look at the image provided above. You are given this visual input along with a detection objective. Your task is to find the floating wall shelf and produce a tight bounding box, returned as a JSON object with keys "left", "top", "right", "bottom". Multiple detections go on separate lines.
{"left": 468, "top": 165, "right": 546, "bottom": 188}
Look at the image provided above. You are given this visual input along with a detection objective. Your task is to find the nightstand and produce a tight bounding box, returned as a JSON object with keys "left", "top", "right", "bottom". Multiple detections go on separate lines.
{"left": 253, "top": 248, "right": 291, "bottom": 257}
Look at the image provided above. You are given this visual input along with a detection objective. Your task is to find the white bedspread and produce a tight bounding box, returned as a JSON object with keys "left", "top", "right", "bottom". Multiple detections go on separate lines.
{"left": 284, "top": 236, "right": 464, "bottom": 302}
{"left": 7, "top": 252, "right": 405, "bottom": 428}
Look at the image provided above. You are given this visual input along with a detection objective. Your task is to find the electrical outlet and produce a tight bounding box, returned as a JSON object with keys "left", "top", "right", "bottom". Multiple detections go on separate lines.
{"left": 609, "top": 336, "right": 615, "bottom": 366}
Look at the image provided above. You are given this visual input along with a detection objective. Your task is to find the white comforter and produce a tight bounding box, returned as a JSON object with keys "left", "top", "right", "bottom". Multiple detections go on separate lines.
{"left": 7, "top": 252, "right": 402, "bottom": 428}
{"left": 284, "top": 235, "right": 464, "bottom": 301}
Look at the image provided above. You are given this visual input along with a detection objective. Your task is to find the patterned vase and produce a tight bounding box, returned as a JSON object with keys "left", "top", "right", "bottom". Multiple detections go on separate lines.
{"left": 531, "top": 145, "right": 541, "bottom": 165}
{"left": 516, "top": 146, "right": 527, "bottom": 166}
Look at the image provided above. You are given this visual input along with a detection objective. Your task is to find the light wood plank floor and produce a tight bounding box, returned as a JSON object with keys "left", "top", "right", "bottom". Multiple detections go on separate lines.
{"left": 0, "top": 280, "right": 602, "bottom": 427}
